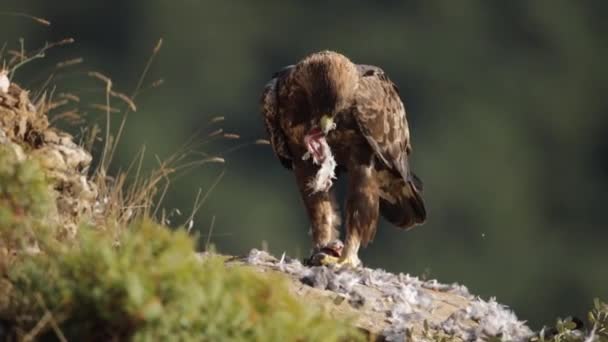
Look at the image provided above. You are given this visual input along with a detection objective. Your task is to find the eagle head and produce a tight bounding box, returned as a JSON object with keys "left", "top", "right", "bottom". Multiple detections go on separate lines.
{"left": 295, "top": 51, "right": 359, "bottom": 131}
{"left": 295, "top": 51, "right": 359, "bottom": 161}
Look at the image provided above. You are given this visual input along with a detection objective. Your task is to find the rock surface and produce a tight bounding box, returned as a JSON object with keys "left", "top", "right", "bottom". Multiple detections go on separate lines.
{"left": 232, "top": 249, "right": 533, "bottom": 342}
{"left": 0, "top": 80, "right": 98, "bottom": 237}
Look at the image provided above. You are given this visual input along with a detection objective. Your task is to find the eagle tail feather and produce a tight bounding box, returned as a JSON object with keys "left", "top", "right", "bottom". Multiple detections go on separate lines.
{"left": 409, "top": 172, "right": 424, "bottom": 192}
{"left": 379, "top": 172, "right": 426, "bottom": 229}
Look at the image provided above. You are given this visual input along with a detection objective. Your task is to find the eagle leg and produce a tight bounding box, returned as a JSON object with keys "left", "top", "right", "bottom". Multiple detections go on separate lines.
{"left": 341, "top": 163, "right": 379, "bottom": 267}
{"left": 294, "top": 162, "right": 341, "bottom": 250}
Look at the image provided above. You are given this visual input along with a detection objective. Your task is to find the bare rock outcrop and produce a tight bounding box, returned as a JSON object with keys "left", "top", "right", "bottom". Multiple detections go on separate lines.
{"left": 234, "top": 250, "right": 533, "bottom": 341}
{"left": 0, "top": 78, "right": 98, "bottom": 238}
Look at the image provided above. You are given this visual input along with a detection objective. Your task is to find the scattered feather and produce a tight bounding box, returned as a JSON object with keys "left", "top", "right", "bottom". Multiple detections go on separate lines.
{"left": 0, "top": 70, "right": 9, "bottom": 93}
{"left": 244, "top": 249, "right": 533, "bottom": 341}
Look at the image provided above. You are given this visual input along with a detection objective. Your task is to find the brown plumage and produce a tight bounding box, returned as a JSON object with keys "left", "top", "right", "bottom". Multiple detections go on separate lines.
{"left": 261, "top": 51, "right": 426, "bottom": 267}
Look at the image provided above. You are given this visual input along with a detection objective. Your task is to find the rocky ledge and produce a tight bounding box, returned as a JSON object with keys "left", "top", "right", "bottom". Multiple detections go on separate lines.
{"left": 229, "top": 249, "right": 533, "bottom": 342}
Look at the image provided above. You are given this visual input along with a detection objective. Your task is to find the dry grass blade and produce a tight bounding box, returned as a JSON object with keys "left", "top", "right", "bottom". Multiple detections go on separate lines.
{"left": 45, "top": 99, "right": 69, "bottom": 111}
{"left": 87, "top": 71, "right": 113, "bottom": 172}
{"left": 106, "top": 38, "right": 163, "bottom": 170}
{"left": 110, "top": 90, "right": 137, "bottom": 111}
{"left": 90, "top": 104, "right": 121, "bottom": 113}
{"left": 133, "top": 38, "right": 162, "bottom": 99}
{"left": 108, "top": 147, "right": 204, "bottom": 226}
{"left": 50, "top": 110, "right": 83, "bottom": 125}
{"left": 220, "top": 140, "right": 260, "bottom": 155}
{"left": 151, "top": 155, "right": 172, "bottom": 219}
{"left": 83, "top": 124, "right": 101, "bottom": 153}
{"left": 9, "top": 38, "right": 75, "bottom": 77}
{"left": 205, "top": 215, "right": 216, "bottom": 250}
{"left": 22, "top": 294, "right": 67, "bottom": 342}
{"left": 87, "top": 71, "right": 112, "bottom": 86}
{"left": 208, "top": 128, "right": 223, "bottom": 137}
{"left": 58, "top": 92, "right": 80, "bottom": 102}
{"left": 203, "top": 157, "right": 225, "bottom": 164}
{"left": 223, "top": 133, "right": 240, "bottom": 139}
{"left": 35, "top": 294, "right": 67, "bottom": 342}
{"left": 0, "top": 11, "right": 51, "bottom": 26}
{"left": 184, "top": 170, "right": 225, "bottom": 229}
{"left": 22, "top": 312, "right": 52, "bottom": 342}
{"left": 26, "top": 56, "right": 84, "bottom": 100}
{"left": 56, "top": 57, "right": 83, "bottom": 69}
{"left": 209, "top": 116, "right": 225, "bottom": 123}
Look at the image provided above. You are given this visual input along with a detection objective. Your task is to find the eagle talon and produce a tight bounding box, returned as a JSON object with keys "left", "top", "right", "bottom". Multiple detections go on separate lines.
{"left": 306, "top": 240, "right": 362, "bottom": 268}
{"left": 335, "top": 255, "right": 362, "bottom": 268}
{"left": 309, "top": 253, "right": 362, "bottom": 268}
{"left": 305, "top": 240, "right": 343, "bottom": 266}
{"left": 319, "top": 254, "right": 340, "bottom": 266}
{"left": 305, "top": 252, "right": 337, "bottom": 266}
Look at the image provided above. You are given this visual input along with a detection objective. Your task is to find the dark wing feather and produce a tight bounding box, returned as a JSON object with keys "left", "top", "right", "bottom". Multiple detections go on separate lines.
{"left": 353, "top": 65, "right": 411, "bottom": 180}
{"left": 261, "top": 65, "right": 294, "bottom": 169}
{"left": 355, "top": 65, "right": 427, "bottom": 227}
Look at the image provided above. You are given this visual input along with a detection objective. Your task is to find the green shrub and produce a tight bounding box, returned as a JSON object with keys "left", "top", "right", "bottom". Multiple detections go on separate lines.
{"left": 528, "top": 299, "right": 608, "bottom": 342}
{"left": 0, "top": 143, "right": 360, "bottom": 341}
{"left": 0, "top": 145, "right": 51, "bottom": 218}
{"left": 0, "top": 144, "right": 57, "bottom": 269}
{"left": 5, "top": 219, "right": 361, "bottom": 341}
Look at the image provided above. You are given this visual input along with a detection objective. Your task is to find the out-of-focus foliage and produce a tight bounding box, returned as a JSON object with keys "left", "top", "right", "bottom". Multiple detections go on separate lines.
{"left": 5, "top": 221, "right": 360, "bottom": 341}
{"left": 531, "top": 299, "right": 608, "bottom": 342}
{"left": 3, "top": 0, "right": 607, "bottom": 328}
{"left": 0, "top": 145, "right": 55, "bottom": 257}
{"left": 0, "top": 146, "right": 360, "bottom": 341}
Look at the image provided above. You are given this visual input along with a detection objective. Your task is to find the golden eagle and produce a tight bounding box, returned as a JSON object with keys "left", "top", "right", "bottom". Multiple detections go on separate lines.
{"left": 261, "top": 51, "right": 426, "bottom": 267}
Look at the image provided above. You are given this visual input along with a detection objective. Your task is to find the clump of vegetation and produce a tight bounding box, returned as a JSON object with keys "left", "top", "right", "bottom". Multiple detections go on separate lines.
{"left": 530, "top": 299, "right": 608, "bottom": 342}
{"left": 416, "top": 299, "right": 608, "bottom": 342}
{"left": 4, "top": 218, "right": 359, "bottom": 341}
{"left": 0, "top": 144, "right": 57, "bottom": 265}
{"left": 0, "top": 146, "right": 359, "bottom": 341}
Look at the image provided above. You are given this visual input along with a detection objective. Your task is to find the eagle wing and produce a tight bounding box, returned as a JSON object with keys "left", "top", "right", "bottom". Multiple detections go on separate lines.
{"left": 354, "top": 65, "right": 412, "bottom": 181}
{"left": 354, "top": 65, "right": 426, "bottom": 227}
{"left": 261, "top": 65, "right": 295, "bottom": 169}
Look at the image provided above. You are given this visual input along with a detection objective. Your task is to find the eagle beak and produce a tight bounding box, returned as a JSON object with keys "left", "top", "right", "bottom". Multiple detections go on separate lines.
{"left": 319, "top": 115, "right": 335, "bottom": 135}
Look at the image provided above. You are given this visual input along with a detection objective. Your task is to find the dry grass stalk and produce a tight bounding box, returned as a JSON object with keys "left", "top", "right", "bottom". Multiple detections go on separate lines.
{"left": 0, "top": 11, "right": 51, "bottom": 26}
{"left": 1, "top": 34, "right": 227, "bottom": 242}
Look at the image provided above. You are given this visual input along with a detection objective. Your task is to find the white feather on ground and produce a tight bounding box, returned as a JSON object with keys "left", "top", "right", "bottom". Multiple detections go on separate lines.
{"left": 245, "top": 249, "right": 534, "bottom": 341}
{"left": 0, "top": 71, "right": 10, "bottom": 93}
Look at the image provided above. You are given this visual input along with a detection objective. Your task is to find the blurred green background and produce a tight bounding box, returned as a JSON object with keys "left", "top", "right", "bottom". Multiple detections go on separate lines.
{"left": 3, "top": 0, "right": 607, "bottom": 329}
